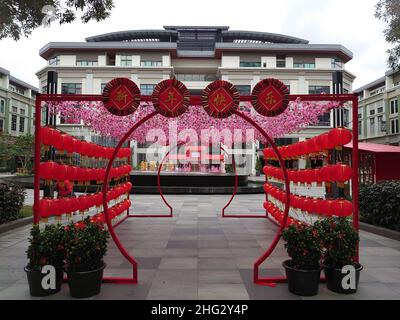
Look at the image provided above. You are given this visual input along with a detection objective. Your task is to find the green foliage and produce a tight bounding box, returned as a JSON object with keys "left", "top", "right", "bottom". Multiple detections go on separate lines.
{"left": 64, "top": 217, "right": 109, "bottom": 272}
{"left": 359, "top": 180, "right": 400, "bottom": 231}
{"left": 0, "top": 133, "right": 14, "bottom": 163}
{"left": 0, "top": 0, "right": 114, "bottom": 41}
{"left": 281, "top": 223, "right": 323, "bottom": 270}
{"left": 11, "top": 134, "right": 35, "bottom": 173}
{"left": 0, "top": 183, "right": 25, "bottom": 224}
{"left": 375, "top": 0, "right": 400, "bottom": 70}
{"left": 26, "top": 224, "right": 66, "bottom": 271}
{"left": 255, "top": 157, "right": 262, "bottom": 173}
{"left": 315, "top": 217, "right": 359, "bottom": 269}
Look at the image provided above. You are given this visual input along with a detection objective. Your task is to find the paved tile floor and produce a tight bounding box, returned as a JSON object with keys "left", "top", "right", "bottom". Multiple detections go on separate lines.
{"left": 0, "top": 194, "right": 400, "bottom": 300}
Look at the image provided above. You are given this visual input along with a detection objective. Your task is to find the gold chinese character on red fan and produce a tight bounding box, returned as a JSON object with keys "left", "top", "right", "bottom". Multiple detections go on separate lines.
{"left": 213, "top": 94, "right": 227, "bottom": 107}
{"left": 264, "top": 91, "right": 277, "bottom": 106}
{"left": 115, "top": 89, "right": 128, "bottom": 103}
{"left": 166, "top": 90, "right": 177, "bottom": 106}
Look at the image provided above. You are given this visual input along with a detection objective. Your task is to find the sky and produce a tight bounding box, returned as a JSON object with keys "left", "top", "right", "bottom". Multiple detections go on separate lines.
{"left": 0, "top": 0, "right": 390, "bottom": 90}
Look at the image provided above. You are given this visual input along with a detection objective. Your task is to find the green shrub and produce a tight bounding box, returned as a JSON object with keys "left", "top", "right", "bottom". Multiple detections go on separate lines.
{"left": 64, "top": 217, "right": 109, "bottom": 272}
{"left": 26, "top": 224, "right": 66, "bottom": 271}
{"left": 315, "top": 217, "right": 359, "bottom": 269}
{"left": 281, "top": 223, "right": 323, "bottom": 270}
{"left": 359, "top": 181, "right": 400, "bottom": 231}
{"left": 0, "top": 183, "right": 26, "bottom": 224}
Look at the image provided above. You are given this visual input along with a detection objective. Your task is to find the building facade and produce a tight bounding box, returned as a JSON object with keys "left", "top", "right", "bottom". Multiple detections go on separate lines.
{"left": 354, "top": 69, "right": 400, "bottom": 146}
{"left": 0, "top": 67, "right": 39, "bottom": 137}
{"left": 36, "top": 26, "right": 355, "bottom": 173}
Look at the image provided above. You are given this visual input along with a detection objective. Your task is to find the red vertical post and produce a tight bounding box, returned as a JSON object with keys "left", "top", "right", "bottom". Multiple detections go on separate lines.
{"left": 352, "top": 96, "right": 360, "bottom": 261}
{"left": 33, "top": 97, "right": 42, "bottom": 224}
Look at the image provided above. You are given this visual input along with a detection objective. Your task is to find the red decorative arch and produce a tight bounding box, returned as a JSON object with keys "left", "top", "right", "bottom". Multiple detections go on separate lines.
{"left": 33, "top": 81, "right": 359, "bottom": 286}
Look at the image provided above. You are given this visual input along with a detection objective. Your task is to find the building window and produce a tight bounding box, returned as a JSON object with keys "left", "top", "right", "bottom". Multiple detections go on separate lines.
{"left": 140, "top": 61, "right": 162, "bottom": 67}
{"left": 140, "top": 84, "right": 156, "bottom": 95}
{"left": 315, "top": 113, "right": 331, "bottom": 126}
{"left": 19, "top": 117, "right": 25, "bottom": 133}
{"left": 294, "top": 61, "right": 315, "bottom": 69}
{"left": 377, "top": 115, "right": 386, "bottom": 133}
{"left": 61, "top": 83, "right": 82, "bottom": 94}
{"left": 49, "top": 56, "right": 60, "bottom": 65}
{"left": 175, "top": 74, "right": 216, "bottom": 81}
{"left": 76, "top": 60, "right": 98, "bottom": 66}
{"left": 358, "top": 113, "right": 362, "bottom": 119}
{"left": 369, "top": 117, "right": 375, "bottom": 136}
{"left": 239, "top": 61, "right": 261, "bottom": 68}
{"left": 120, "top": 55, "right": 132, "bottom": 66}
{"left": 101, "top": 83, "right": 107, "bottom": 93}
{"left": 0, "top": 119, "right": 3, "bottom": 132}
{"left": 377, "top": 107, "right": 383, "bottom": 113}
{"left": 235, "top": 85, "right": 251, "bottom": 95}
{"left": 331, "top": 58, "right": 343, "bottom": 69}
{"left": 10, "top": 85, "right": 25, "bottom": 95}
{"left": 276, "top": 55, "right": 286, "bottom": 68}
{"left": 344, "top": 109, "right": 350, "bottom": 127}
{"left": 20, "top": 109, "right": 25, "bottom": 115}
{"left": 11, "top": 115, "right": 17, "bottom": 131}
{"left": 12, "top": 106, "right": 17, "bottom": 113}
{"left": 0, "top": 99, "right": 4, "bottom": 113}
{"left": 358, "top": 121, "right": 362, "bottom": 136}
{"left": 369, "top": 109, "right": 375, "bottom": 116}
{"left": 391, "top": 119, "right": 399, "bottom": 134}
{"left": 308, "top": 86, "right": 330, "bottom": 94}
{"left": 390, "top": 99, "right": 398, "bottom": 114}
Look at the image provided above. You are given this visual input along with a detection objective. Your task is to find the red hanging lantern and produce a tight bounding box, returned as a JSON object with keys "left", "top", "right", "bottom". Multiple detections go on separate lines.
{"left": 36, "top": 198, "right": 52, "bottom": 219}
{"left": 39, "top": 161, "right": 59, "bottom": 182}
{"left": 321, "top": 199, "right": 334, "bottom": 216}
{"left": 332, "top": 163, "right": 352, "bottom": 188}
{"left": 55, "top": 164, "right": 69, "bottom": 182}
{"left": 328, "top": 128, "right": 352, "bottom": 150}
{"left": 332, "top": 199, "right": 353, "bottom": 217}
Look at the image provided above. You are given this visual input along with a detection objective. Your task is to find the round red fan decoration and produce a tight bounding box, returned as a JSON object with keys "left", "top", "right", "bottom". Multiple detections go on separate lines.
{"left": 102, "top": 78, "right": 141, "bottom": 116}
{"left": 251, "top": 78, "right": 289, "bottom": 117}
{"left": 201, "top": 80, "right": 240, "bottom": 118}
{"left": 152, "top": 79, "right": 190, "bottom": 118}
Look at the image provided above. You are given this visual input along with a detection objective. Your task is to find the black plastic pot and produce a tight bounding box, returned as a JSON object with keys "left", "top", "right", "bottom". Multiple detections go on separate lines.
{"left": 66, "top": 265, "right": 105, "bottom": 298}
{"left": 282, "top": 260, "right": 321, "bottom": 296}
{"left": 324, "top": 263, "right": 363, "bottom": 294}
{"left": 25, "top": 266, "right": 63, "bottom": 297}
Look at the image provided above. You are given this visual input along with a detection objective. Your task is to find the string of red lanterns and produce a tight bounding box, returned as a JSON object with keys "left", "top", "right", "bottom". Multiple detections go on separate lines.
{"left": 263, "top": 164, "right": 352, "bottom": 186}
{"left": 89, "top": 199, "right": 132, "bottom": 224}
{"left": 263, "top": 201, "right": 295, "bottom": 227}
{"left": 263, "top": 127, "right": 352, "bottom": 159}
{"left": 40, "top": 126, "right": 131, "bottom": 159}
{"left": 263, "top": 183, "right": 352, "bottom": 217}
{"left": 37, "top": 182, "right": 132, "bottom": 219}
{"left": 39, "top": 162, "right": 131, "bottom": 183}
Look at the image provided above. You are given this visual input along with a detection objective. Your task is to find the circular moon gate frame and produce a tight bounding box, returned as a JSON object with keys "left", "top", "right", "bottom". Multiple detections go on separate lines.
{"left": 34, "top": 88, "right": 359, "bottom": 287}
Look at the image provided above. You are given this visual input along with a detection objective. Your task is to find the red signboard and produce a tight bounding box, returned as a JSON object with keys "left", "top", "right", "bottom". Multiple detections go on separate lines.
{"left": 201, "top": 80, "right": 240, "bottom": 118}
{"left": 102, "top": 78, "right": 141, "bottom": 116}
{"left": 251, "top": 78, "right": 289, "bottom": 117}
{"left": 152, "top": 79, "right": 190, "bottom": 117}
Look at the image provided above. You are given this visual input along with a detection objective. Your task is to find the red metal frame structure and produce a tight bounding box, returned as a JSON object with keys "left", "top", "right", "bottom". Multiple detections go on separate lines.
{"left": 34, "top": 92, "right": 359, "bottom": 286}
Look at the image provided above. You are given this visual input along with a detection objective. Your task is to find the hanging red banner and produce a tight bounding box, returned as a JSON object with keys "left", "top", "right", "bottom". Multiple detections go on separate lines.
{"left": 152, "top": 79, "right": 190, "bottom": 118}
{"left": 201, "top": 80, "right": 240, "bottom": 118}
{"left": 251, "top": 78, "right": 289, "bottom": 117}
{"left": 102, "top": 78, "right": 141, "bottom": 116}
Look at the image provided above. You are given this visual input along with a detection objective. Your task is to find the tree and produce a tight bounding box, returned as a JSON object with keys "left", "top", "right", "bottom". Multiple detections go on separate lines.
{"left": 11, "top": 134, "right": 35, "bottom": 173}
{"left": 0, "top": 0, "right": 114, "bottom": 41}
{"left": 375, "top": 0, "right": 400, "bottom": 70}
{"left": 0, "top": 133, "right": 15, "bottom": 166}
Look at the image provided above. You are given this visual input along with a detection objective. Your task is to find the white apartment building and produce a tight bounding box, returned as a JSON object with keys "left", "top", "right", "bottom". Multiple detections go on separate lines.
{"left": 354, "top": 69, "right": 400, "bottom": 146}
{"left": 0, "top": 67, "right": 39, "bottom": 137}
{"left": 36, "top": 26, "right": 355, "bottom": 173}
